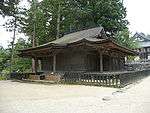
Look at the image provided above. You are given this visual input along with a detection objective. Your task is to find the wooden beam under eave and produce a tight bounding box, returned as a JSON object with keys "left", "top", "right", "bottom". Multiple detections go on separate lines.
{"left": 103, "top": 42, "right": 136, "bottom": 56}
{"left": 19, "top": 49, "right": 59, "bottom": 58}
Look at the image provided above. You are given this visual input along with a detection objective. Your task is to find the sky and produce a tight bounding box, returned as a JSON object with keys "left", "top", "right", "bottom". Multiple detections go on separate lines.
{"left": 0, "top": 0, "right": 150, "bottom": 48}
{"left": 124, "top": 0, "right": 150, "bottom": 34}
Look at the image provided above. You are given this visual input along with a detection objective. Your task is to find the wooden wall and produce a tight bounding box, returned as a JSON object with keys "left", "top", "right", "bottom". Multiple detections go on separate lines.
{"left": 41, "top": 57, "right": 53, "bottom": 71}
{"left": 56, "top": 51, "right": 86, "bottom": 71}
{"left": 85, "top": 53, "right": 99, "bottom": 71}
{"left": 40, "top": 50, "right": 125, "bottom": 72}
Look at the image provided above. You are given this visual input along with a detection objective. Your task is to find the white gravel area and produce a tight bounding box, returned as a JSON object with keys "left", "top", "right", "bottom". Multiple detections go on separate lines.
{"left": 0, "top": 77, "right": 150, "bottom": 113}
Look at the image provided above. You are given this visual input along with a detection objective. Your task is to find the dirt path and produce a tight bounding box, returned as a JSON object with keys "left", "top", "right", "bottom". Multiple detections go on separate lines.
{"left": 0, "top": 77, "right": 150, "bottom": 113}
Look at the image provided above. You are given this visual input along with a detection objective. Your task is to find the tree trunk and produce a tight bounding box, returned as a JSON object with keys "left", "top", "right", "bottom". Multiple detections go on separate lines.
{"left": 56, "top": 3, "right": 61, "bottom": 39}
{"left": 32, "top": 0, "right": 37, "bottom": 73}
{"left": 10, "top": 17, "right": 17, "bottom": 73}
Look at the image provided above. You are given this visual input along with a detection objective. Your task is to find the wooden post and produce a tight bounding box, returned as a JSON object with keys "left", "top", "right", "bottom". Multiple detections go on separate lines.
{"left": 99, "top": 52, "right": 103, "bottom": 72}
{"left": 56, "top": 3, "right": 61, "bottom": 39}
{"left": 38, "top": 59, "right": 42, "bottom": 71}
{"left": 114, "top": 57, "right": 116, "bottom": 71}
{"left": 109, "top": 56, "right": 112, "bottom": 71}
{"left": 112, "top": 57, "right": 114, "bottom": 71}
{"left": 32, "top": 57, "right": 37, "bottom": 73}
{"left": 118, "top": 57, "right": 121, "bottom": 70}
{"left": 53, "top": 55, "right": 56, "bottom": 72}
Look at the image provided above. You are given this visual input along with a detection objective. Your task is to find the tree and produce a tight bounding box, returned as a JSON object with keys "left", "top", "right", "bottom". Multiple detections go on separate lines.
{"left": 20, "top": 0, "right": 129, "bottom": 44}
{"left": 0, "top": 0, "right": 31, "bottom": 73}
{"left": 66, "top": 0, "right": 128, "bottom": 36}
{"left": 115, "top": 29, "right": 139, "bottom": 49}
{"left": 0, "top": 38, "right": 32, "bottom": 73}
{"left": 0, "top": 46, "right": 10, "bottom": 72}
{"left": 20, "top": 0, "right": 43, "bottom": 72}
{"left": 20, "top": 0, "right": 49, "bottom": 45}
{"left": 3, "top": 0, "right": 22, "bottom": 73}
{"left": 0, "top": 0, "right": 17, "bottom": 16}
{"left": 10, "top": 38, "right": 32, "bottom": 72}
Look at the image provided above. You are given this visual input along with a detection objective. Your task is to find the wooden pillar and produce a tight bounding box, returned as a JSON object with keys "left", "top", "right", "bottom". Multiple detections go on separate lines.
{"left": 113, "top": 57, "right": 116, "bottom": 71}
{"left": 32, "top": 57, "right": 38, "bottom": 73}
{"left": 38, "top": 59, "right": 42, "bottom": 71}
{"left": 53, "top": 55, "right": 56, "bottom": 72}
{"left": 114, "top": 57, "right": 118, "bottom": 71}
{"left": 116, "top": 57, "right": 119, "bottom": 71}
{"left": 109, "top": 56, "right": 112, "bottom": 71}
{"left": 99, "top": 52, "right": 103, "bottom": 72}
{"left": 118, "top": 57, "right": 122, "bottom": 70}
{"left": 112, "top": 57, "right": 114, "bottom": 71}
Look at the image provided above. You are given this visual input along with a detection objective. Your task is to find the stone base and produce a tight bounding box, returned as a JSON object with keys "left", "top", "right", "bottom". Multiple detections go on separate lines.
{"left": 29, "top": 75, "right": 40, "bottom": 80}
{"left": 45, "top": 75, "right": 61, "bottom": 83}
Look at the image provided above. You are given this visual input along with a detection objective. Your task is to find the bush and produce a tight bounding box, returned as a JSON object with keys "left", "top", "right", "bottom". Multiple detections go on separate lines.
{"left": 0, "top": 75, "right": 7, "bottom": 80}
{"left": 0, "top": 70, "right": 10, "bottom": 80}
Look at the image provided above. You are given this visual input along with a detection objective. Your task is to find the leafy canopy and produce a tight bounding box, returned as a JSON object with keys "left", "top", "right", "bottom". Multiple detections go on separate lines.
{"left": 115, "top": 29, "right": 139, "bottom": 49}
{"left": 20, "top": 0, "right": 128, "bottom": 45}
{"left": 0, "top": 39, "right": 31, "bottom": 73}
{"left": 0, "top": 0, "right": 20, "bottom": 16}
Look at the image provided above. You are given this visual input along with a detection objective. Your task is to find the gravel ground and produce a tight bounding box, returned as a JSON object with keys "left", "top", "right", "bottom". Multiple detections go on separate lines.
{"left": 0, "top": 77, "right": 150, "bottom": 113}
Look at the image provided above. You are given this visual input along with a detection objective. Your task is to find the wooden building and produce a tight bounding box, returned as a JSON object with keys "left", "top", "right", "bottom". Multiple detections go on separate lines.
{"left": 19, "top": 27, "right": 136, "bottom": 74}
{"left": 133, "top": 33, "right": 150, "bottom": 60}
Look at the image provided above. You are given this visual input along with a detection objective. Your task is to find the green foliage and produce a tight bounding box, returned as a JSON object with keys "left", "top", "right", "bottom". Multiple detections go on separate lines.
{"left": 0, "top": 76, "right": 6, "bottom": 80}
{"left": 3, "top": 0, "right": 23, "bottom": 32}
{"left": 2, "top": 0, "right": 27, "bottom": 73}
{"left": 20, "top": 0, "right": 128, "bottom": 45}
{"left": 0, "top": 70, "right": 9, "bottom": 80}
{"left": 0, "top": 0, "right": 19, "bottom": 16}
{"left": 0, "top": 46, "right": 10, "bottom": 72}
{"left": 10, "top": 38, "right": 32, "bottom": 72}
{"left": 65, "top": 0, "right": 128, "bottom": 36}
{"left": 0, "top": 38, "right": 32, "bottom": 73}
{"left": 115, "top": 29, "right": 139, "bottom": 49}
{"left": 20, "top": 1, "right": 50, "bottom": 45}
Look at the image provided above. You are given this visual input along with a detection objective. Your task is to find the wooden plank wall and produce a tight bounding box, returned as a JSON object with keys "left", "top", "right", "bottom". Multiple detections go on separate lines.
{"left": 39, "top": 49, "right": 126, "bottom": 72}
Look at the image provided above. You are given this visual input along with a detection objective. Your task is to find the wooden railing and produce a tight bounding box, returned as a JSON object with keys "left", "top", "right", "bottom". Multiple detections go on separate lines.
{"left": 119, "top": 70, "right": 150, "bottom": 87}
{"left": 63, "top": 70, "right": 150, "bottom": 88}
{"left": 126, "top": 59, "right": 150, "bottom": 64}
{"left": 10, "top": 70, "right": 150, "bottom": 88}
{"left": 63, "top": 72, "right": 120, "bottom": 87}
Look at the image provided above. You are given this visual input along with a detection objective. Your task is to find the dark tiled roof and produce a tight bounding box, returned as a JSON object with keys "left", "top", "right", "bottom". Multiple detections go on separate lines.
{"left": 20, "top": 27, "right": 106, "bottom": 51}
{"left": 41, "top": 27, "right": 104, "bottom": 46}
